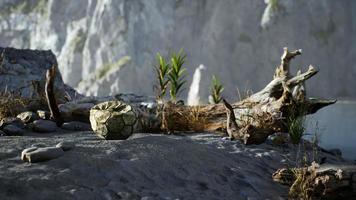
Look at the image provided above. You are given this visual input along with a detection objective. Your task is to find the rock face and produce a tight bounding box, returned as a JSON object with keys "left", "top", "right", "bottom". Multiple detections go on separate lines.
{"left": 90, "top": 101, "right": 138, "bottom": 140}
{"left": 0, "top": 0, "right": 354, "bottom": 100}
{"left": 0, "top": 47, "right": 77, "bottom": 117}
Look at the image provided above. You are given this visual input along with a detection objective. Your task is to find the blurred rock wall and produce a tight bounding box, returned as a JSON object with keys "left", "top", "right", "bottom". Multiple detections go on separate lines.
{"left": 0, "top": 0, "right": 355, "bottom": 101}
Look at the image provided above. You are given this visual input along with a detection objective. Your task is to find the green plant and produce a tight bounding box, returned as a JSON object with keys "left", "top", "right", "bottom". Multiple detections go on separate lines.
{"left": 286, "top": 105, "right": 307, "bottom": 145}
{"left": 288, "top": 116, "right": 305, "bottom": 145}
{"left": 209, "top": 75, "right": 224, "bottom": 104}
{"left": 168, "top": 49, "right": 187, "bottom": 102}
{"left": 154, "top": 53, "right": 170, "bottom": 101}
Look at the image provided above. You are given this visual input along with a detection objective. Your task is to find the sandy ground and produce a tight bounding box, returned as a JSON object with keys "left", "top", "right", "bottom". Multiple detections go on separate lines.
{"left": 0, "top": 132, "right": 350, "bottom": 200}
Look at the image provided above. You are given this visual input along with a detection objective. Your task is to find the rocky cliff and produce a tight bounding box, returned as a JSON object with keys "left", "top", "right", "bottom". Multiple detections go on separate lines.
{"left": 0, "top": 0, "right": 355, "bottom": 100}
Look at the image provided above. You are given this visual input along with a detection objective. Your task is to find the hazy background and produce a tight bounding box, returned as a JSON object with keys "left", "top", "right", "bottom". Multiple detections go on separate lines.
{"left": 0, "top": 0, "right": 355, "bottom": 102}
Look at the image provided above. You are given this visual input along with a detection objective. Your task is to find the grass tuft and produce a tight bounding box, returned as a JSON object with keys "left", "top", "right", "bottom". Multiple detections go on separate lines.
{"left": 209, "top": 75, "right": 224, "bottom": 104}
{"left": 168, "top": 49, "right": 187, "bottom": 102}
{"left": 154, "top": 53, "right": 170, "bottom": 101}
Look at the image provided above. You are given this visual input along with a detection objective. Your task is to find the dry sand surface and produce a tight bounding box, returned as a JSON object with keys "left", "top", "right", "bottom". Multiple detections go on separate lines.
{"left": 0, "top": 132, "right": 349, "bottom": 200}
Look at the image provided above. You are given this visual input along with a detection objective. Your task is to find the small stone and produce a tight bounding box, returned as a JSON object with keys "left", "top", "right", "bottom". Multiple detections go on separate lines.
{"left": 0, "top": 117, "right": 25, "bottom": 129}
{"left": 21, "top": 147, "right": 64, "bottom": 163}
{"left": 0, "top": 130, "right": 6, "bottom": 136}
{"left": 56, "top": 141, "right": 75, "bottom": 151}
{"left": 61, "top": 121, "right": 92, "bottom": 131}
{"left": 3, "top": 124, "right": 24, "bottom": 136}
{"left": 37, "top": 110, "right": 51, "bottom": 120}
{"left": 32, "top": 120, "right": 57, "bottom": 133}
{"left": 267, "top": 132, "right": 289, "bottom": 145}
{"left": 31, "top": 143, "right": 47, "bottom": 148}
{"left": 17, "top": 111, "right": 39, "bottom": 123}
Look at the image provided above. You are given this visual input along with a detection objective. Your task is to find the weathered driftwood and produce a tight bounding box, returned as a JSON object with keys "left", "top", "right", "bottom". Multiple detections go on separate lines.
{"left": 272, "top": 162, "right": 356, "bottom": 199}
{"left": 155, "top": 47, "right": 335, "bottom": 144}
{"left": 45, "top": 65, "right": 63, "bottom": 126}
{"left": 64, "top": 47, "right": 334, "bottom": 143}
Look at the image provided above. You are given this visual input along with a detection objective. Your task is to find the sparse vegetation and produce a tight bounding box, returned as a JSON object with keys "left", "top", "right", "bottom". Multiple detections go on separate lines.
{"left": 154, "top": 53, "right": 170, "bottom": 101}
{"left": 168, "top": 49, "right": 187, "bottom": 102}
{"left": 154, "top": 49, "right": 187, "bottom": 103}
{"left": 209, "top": 75, "right": 224, "bottom": 104}
{"left": 0, "top": 92, "right": 28, "bottom": 119}
{"left": 286, "top": 104, "right": 307, "bottom": 145}
{"left": 95, "top": 56, "right": 131, "bottom": 80}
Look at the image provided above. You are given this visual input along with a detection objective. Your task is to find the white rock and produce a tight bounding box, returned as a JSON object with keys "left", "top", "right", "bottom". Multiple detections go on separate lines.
{"left": 17, "top": 111, "right": 39, "bottom": 124}
{"left": 21, "top": 147, "right": 64, "bottom": 163}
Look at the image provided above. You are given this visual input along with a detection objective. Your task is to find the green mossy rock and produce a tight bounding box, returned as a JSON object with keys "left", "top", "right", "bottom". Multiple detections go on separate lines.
{"left": 89, "top": 101, "right": 138, "bottom": 140}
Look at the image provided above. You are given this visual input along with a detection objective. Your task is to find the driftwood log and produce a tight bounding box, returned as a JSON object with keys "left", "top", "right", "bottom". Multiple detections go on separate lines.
{"left": 45, "top": 65, "right": 63, "bottom": 126}
{"left": 272, "top": 162, "right": 356, "bottom": 199}
{"left": 151, "top": 47, "right": 335, "bottom": 144}
{"left": 57, "top": 47, "right": 335, "bottom": 143}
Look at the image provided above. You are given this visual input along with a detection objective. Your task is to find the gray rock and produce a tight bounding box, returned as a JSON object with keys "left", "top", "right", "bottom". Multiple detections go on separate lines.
{"left": 37, "top": 110, "right": 51, "bottom": 120}
{"left": 32, "top": 120, "right": 57, "bottom": 133}
{"left": 0, "top": 117, "right": 25, "bottom": 129}
{"left": 0, "top": 47, "right": 78, "bottom": 110}
{"left": 90, "top": 101, "right": 138, "bottom": 140}
{"left": 0, "top": 130, "right": 6, "bottom": 136}
{"left": 17, "top": 111, "right": 39, "bottom": 124}
{"left": 56, "top": 141, "right": 75, "bottom": 151}
{"left": 59, "top": 102, "right": 94, "bottom": 122}
{"left": 21, "top": 147, "right": 64, "bottom": 163}
{"left": 2, "top": 124, "right": 24, "bottom": 136}
{"left": 61, "top": 121, "right": 92, "bottom": 131}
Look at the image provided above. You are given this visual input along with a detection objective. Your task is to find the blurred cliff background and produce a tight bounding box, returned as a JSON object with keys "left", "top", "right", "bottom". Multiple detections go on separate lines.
{"left": 0, "top": 0, "right": 355, "bottom": 101}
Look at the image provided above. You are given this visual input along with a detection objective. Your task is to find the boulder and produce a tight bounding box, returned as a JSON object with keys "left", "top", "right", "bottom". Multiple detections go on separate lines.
{"left": 2, "top": 124, "right": 24, "bottom": 136}
{"left": 21, "top": 147, "right": 64, "bottom": 163}
{"left": 17, "top": 111, "right": 39, "bottom": 124}
{"left": 90, "top": 101, "right": 138, "bottom": 140}
{"left": 32, "top": 120, "right": 57, "bottom": 133}
{"left": 61, "top": 121, "right": 92, "bottom": 131}
{"left": 0, "top": 47, "right": 79, "bottom": 118}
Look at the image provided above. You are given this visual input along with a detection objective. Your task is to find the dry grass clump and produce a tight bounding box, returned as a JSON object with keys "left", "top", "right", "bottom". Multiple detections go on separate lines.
{"left": 0, "top": 92, "right": 29, "bottom": 119}
{"left": 160, "top": 102, "right": 207, "bottom": 134}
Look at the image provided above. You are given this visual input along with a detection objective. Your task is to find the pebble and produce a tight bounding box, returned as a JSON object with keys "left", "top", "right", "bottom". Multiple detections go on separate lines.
{"left": 61, "top": 121, "right": 92, "bottom": 131}
{"left": 37, "top": 110, "right": 51, "bottom": 120}
{"left": 3, "top": 124, "right": 24, "bottom": 136}
{"left": 0, "top": 130, "right": 6, "bottom": 136}
{"left": 32, "top": 120, "right": 57, "bottom": 133}
{"left": 0, "top": 117, "right": 25, "bottom": 129}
